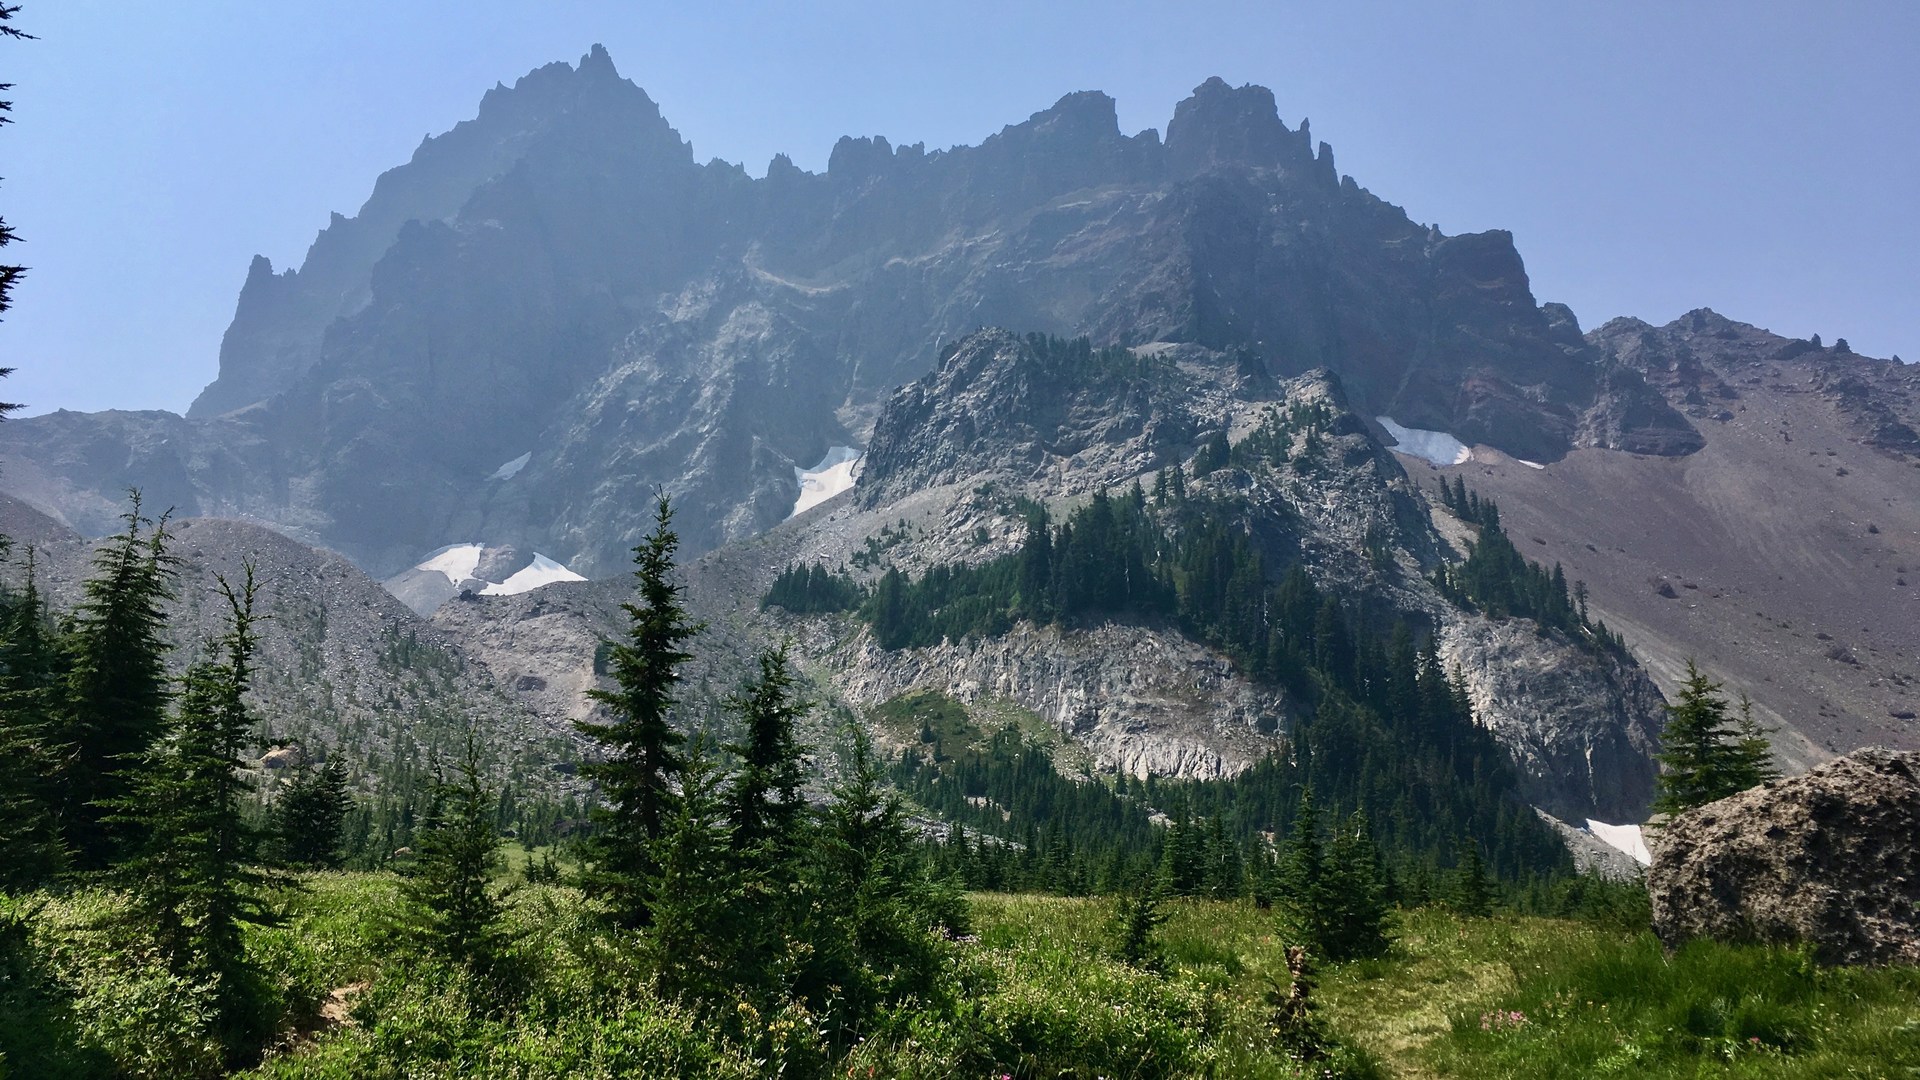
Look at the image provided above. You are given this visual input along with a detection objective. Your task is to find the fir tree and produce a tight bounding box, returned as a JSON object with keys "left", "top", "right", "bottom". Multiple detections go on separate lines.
{"left": 395, "top": 732, "right": 513, "bottom": 977}
{"left": 0, "top": 2, "right": 29, "bottom": 350}
{"left": 1193, "top": 429, "right": 1231, "bottom": 476}
{"left": 1109, "top": 873, "right": 1170, "bottom": 973}
{"left": 0, "top": 548, "right": 66, "bottom": 888}
{"left": 59, "top": 494, "right": 177, "bottom": 868}
{"left": 724, "top": 645, "right": 810, "bottom": 997}
{"left": 110, "top": 569, "right": 271, "bottom": 1038}
{"left": 642, "top": 734, "right": 745, "bottom": 1009}
{"left": 1653, "top": 660, "right": 1777, "bottom": 814}
{"left": 1451, "top": 840, "right": 1495, "bottom": 918}
{"left": 1322, "top": 813, "right": 1391, "bottom": 960}
{"left": 577, "top": 492, "right": 701, "bottom": 926}
{"left": 273, "top": 758, "right": 354, "bottom": 869}
{"left": 727, "top": 644, "right": 807, "bottom": 857}
{"left": 803, "top": 721, "right": 962, "bottom": 1029}
{"left": 1279, "top": 787, "right": 1331, "bottom": 952}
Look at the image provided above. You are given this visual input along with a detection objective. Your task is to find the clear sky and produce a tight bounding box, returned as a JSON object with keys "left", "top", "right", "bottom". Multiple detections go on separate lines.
{"left": 3, "top": 1, "right": 1915, "bottom": 416}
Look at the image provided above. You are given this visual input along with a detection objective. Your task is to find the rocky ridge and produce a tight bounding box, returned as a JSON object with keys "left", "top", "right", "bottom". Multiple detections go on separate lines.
{"left": 0, "top": 53, "right": 1697, "bottom": 580}
{"left": 1438, "top": 309, "right": 1920, "bottom": 772}
{"left": 427, "top": 330, "right": 1668, "bottom": 824}
{"left": 0, "top": 495, "right": 565, "bottom": 794}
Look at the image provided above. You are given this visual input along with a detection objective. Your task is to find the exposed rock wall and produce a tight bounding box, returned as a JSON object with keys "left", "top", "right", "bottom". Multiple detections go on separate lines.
{"left": 795, "top": 616, "right": 1287, "bottom": 780}
{"left": 1442, "top": 616, "right": 1666, "bottom": 823}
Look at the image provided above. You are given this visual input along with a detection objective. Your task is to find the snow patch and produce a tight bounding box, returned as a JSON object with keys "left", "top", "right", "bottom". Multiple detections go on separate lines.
{"left": 791, "top": 446, "right": 862, "bottom": 517}
{"left": 1517, "top": 459, "right": 1546, "bottom": 471}
{"left": 1585, "top": 819, "right": 1652, "bottom": 866}
{"left": 481, "top": 553, "right": 586, "bottom": 595}
{"left": 489, "top": 452, "right": 532, "bottom": 481}
{"left": 1375, "top": 416, "right": 1472, "bottom": 466}
{"left": 410, "top": 543, "right": 584, "bottom": 596}
{"left": 416, "top": 543, "right": 484, "bottom": 585}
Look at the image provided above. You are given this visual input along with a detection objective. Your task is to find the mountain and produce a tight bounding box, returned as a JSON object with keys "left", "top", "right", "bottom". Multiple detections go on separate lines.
{"left": 0, "top": 52, "right": 1695, "bottom": 582}
{"left": 1, "top": 46, "right": 1913, "bottom": 812}
{"left": 427, "top": 330, "right": 1666, "bottom": 826}
{"left": 0, "top": 494, "right": 572, "bottom": 805}
{"left": 1421, "top": 311, "right": 1920, "bottom": 769}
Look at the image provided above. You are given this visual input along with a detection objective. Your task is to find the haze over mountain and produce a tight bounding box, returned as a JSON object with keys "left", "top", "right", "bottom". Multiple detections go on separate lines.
{"left": 1, "top": 46, "right": 1914, "bottom": 802}
{"left": 1, "top": 48, "right": 1700, "bottom": 574}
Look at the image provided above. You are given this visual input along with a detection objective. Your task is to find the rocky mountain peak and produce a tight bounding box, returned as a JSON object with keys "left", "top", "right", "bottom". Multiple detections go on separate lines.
{"left": 189, "top": 45, "right": 689, "bottom": 420}
{"left": 1164, "top": 76, "right": 1312, "bottom": 178}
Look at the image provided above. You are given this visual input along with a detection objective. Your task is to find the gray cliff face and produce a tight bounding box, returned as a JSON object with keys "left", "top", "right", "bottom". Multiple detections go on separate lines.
{"left": 1590, "top": 307, "right": 1920, "bottom": 458}
{"left": 4, "top": 57, "right": 1699, "bottom": 579}
{"left": 189, "top": 44, "right": 687, "bottom": 419}
{"left": 799, "top": 618, "right": 1286, "bottom": 781}
{"left": 1442, "top": 616, "right": 1664, "bottom": 823}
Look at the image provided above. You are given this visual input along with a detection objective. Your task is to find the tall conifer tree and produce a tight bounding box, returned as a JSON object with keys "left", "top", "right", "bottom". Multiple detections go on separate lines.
{"left": 272, "top": 758, "right": 353, "bottom": 869}
{"left": 1654, "top": 660, "right": 1778, "bottom": 814}
{"left": 112, "top": 569, "right": 269, "bottom": 1010}
{"left": 577, "top": 492, "right": 700, "bottom": 926}
{"left": 395, "top": 731, "right": 513, "bottom": 978}
{"left": 0, "top": 549, "right": 64, "bottom": 887}
{"left": 61, "top": 494, "right": 176, "bottom": 868}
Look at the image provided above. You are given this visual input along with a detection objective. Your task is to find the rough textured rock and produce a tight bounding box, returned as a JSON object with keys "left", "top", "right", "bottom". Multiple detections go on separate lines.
{"left": 406, "top": 328, "right": 1675, "bottom": 834}
{"left": 802, "top": 616, "right": 1285, "bottom": 780}
{"left": 1, "top": 53, "right": 1698, "bottom": 580}
{"left": 1440, "top": 307, "right": 1920, "bottom": 774}
{"left": 1648, "top": 747, "right": 1920, "bottom": 966}
{"left": 1443, "top": 615, "right": 1665, "bottom": 823}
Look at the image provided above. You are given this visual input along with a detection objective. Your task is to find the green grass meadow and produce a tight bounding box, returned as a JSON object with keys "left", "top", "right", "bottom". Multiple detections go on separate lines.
{"left": 5, "top": 873, "right": 1919, "bottom": 1078}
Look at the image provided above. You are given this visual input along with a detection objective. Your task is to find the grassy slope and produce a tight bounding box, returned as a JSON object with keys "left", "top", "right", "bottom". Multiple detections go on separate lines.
{"left": 11, "top": 876, "right": 1919, "bottom": 1078}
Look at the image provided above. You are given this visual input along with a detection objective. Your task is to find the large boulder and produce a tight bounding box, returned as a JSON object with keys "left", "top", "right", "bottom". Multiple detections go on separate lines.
{"left": 1648, "top": 747, "right": 1920, "bottom": 966}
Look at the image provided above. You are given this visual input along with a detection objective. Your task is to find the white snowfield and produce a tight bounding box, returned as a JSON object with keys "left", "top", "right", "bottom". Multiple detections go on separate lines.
{"left": 411, "top": 543, "right": 585, "bottom": 596}
{"left": 1585, "top": 819, "right": 1652, "bottom": 866}
{"left": 791, "top": 446, "right": 862, "bottom": 517}
{"left": 1375, "top": 416, "right": 1472, "bottom": 466}
{"left": 489, "top": 452, "right": 532, "bottom": 481}
{"left": 417, "top": 543, "right": 484, "bottom": 583}
{"left": 481, "top": 553, "right": 585, "bottom": 594}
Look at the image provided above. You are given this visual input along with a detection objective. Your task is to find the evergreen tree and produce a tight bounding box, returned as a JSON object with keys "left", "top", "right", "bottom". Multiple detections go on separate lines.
{"left": 110, "top": 569, "right": 270, "bottom": 1038}
{"left": 1193, "top": 429, "right": 1231, "bottom": 476}
{"left": 803, "top": 720, "right": 963, "bottom": 1032}
{"left": 273, "top": 758, "right": 354, "bottom": 869}
{"left": 1279, "top": 788, "right": 1332, "bottom": 953}
{"left": 577, "top": 493, "right": 701, "bottom": 926}
{"left": 724, "top": 645, "right": 810, "bottom": 998}
{"left": 59, "top": 495, "right": 177, "bottom": 868}
{"left": 1108, "top": 873, "right": 1170, "bottom": 973}
{"left": 396, "top": 732, "right": 513, "bottom": 977}
{"left": 1450, "top": 840, "right": 1495, "bottom": 918}
{"left": 1653, "top": 660, "right": 1777, "bottom": 813}
{"left": 642, "top": 734, "right": 746, "bottom": 1009}
{"left": 727, "top": 644, "right": 807, "bottom": 857}
{"left": 0, "top": 549, "right": 66, "bottom": 888}
{"left": 0, "top": 2, "right": 29, "bottom": 350}
{"left": 1322, "top": 813, "right": 1392, "bottom": 960}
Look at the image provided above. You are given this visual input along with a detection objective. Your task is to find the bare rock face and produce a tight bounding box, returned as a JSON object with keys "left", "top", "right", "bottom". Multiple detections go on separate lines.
{"left": 806, "top": 617, "right": 1287, "bottom": 781}
{"left": 1442, "top": 615, "right": 1665, "bottom": 823}
{"left": 1648, "top": 747, "right": 1920, "bottom": 966}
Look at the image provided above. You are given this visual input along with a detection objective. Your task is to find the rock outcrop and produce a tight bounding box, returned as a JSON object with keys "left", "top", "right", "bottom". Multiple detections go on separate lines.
{"left": 1648, "top": 747, "right": 1920, "bottom": 966}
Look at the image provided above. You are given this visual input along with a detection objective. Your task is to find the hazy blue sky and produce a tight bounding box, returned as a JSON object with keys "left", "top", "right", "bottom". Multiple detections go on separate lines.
{"left": 4, "top": 1, "right": 1915, "bottom": 415}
